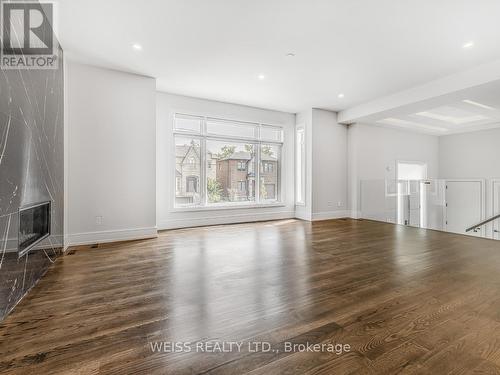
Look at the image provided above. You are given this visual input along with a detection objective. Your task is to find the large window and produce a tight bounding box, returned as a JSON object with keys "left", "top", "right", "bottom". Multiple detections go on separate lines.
{"left": 174, "top": 114, "right": 283, "bottom": 208}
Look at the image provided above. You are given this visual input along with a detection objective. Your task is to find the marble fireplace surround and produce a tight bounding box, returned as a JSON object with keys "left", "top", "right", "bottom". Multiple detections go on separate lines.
{"left": 0, "top": 41, "right": 64, "bottom": 320}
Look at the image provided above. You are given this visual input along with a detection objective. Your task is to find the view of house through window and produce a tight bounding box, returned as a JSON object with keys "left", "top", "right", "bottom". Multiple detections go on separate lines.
{"left": 174, "top": 114, "right": 283, "bottom": 208}
{"left": 206, "top": 140, "right": 256, "bottom": 204}
{"left": 260, "top": 144, "right": 280, "bottom": 201}
{"left": 175, "top": 136, "right": 201, "bottom": 206}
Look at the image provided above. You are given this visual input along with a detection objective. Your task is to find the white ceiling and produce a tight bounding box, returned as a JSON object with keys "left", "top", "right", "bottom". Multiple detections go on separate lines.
{"left": 355, "top": 79, "right": 500, "bottom": 135}
{"left": 58, "top": 0, "right": 500, "bottom": 113}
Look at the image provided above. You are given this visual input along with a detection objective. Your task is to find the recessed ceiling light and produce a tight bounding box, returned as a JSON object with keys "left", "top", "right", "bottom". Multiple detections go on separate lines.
{"left": 132, "top": 43, "right": 142, "bottom": 51}
{"left": 462, "top": 99, "right": 495, "bottom": 110}
{"left": 338, "top": 93, "right": 345, "bottom": 99}
{"left": 462, "top": 41, "right": 474, "bottom": 49}
{"left": 286, "top": 53, "right": 296, "bottom": 57}
{"left": 258, "top": 74, "right": 266, "bottom": 80}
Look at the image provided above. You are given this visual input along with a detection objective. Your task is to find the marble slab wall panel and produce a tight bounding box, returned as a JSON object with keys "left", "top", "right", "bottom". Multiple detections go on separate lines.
{"left": 0, "top": 43, "right": 64, "bottom": 321}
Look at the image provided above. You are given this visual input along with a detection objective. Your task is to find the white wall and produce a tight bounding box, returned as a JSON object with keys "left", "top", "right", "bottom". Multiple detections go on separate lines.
{"left": 311, "top": 109, "right": 348, "bottom": 220}
{"left": 348, "top": 123, "right": 440, "bottom": 217}
{"left": 67, "top": 62, "right": 157, "bottom": 245}
{"left": 294, "top": 109, "right": 348, "bottom": 221}
{"left": 439, "top": 127, "right": 500, "bottom": 180}
{"left": 439, "top": 127, "right": 500, "bottom": 227}
{"left": 157, "top": 92, "right": 296, "bottom": 229}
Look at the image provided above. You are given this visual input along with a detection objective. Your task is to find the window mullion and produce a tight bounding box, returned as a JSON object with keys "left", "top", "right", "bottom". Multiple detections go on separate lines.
{"left": 277, "top": 143, "right": 282, "bottom": 203}
{"left": 202, "top": 117, "right": 207, "bottom": 136}
{"left": 256, "top": 143, "right": 261, "bottom": 204}
{"left": 201, "top": 119, "right": 207, "bottom": 206}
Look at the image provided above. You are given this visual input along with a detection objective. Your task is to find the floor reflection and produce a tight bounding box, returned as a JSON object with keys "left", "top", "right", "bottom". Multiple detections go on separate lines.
{"left": 165, "top": 221, "right": 313, "bottom": 341}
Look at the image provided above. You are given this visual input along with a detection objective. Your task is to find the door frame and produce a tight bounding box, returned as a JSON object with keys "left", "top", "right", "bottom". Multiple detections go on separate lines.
{"left": 445, "top": 179, "right": 486, "bottom": 237}
{"left": 395, "top": 160, "right": 428, "bottom": 226}
{"left": 491, "top": 179, "right": 500, "bottom": 239}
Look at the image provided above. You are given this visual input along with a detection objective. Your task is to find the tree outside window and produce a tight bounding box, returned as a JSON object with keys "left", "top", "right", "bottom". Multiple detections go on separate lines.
{"left": 174, "top": 114, "right": 282, "bottom": 208}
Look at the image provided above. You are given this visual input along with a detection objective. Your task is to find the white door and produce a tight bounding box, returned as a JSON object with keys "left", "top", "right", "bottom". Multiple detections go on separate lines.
{"left": 422, "top": 180, "right": 446, "bottom": 231}
{"left": 493, "top": 181, "right": 500, "bottom": 240}
{"left": 446, "top": 181, "right": 483, "bottom": 237}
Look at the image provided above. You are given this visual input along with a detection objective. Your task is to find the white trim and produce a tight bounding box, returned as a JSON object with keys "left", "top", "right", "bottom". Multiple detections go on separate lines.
{"left": 67, "top": 227, "right": 158, "bottom": 246}
{"left": 444, "top": 179, "right": 486, "bottom": 237}
{"left": 294, "top": 211, "right": 312, "bottom": 221}
{"left": 159, "top": 210, "right": 294, "bottom": 230}
{"left": 171, "top": 203, "right": 285, "bottom": 213}
{"left": 312, "top": 210, "right": 350, "bottom": 221}
{"left": 348, "top": 210, "right": 361, "bottom": 219}
{"left": 491, "top": 179, "right": 500, "bottom": 240}
{"left": 359, "top": 120, "right": 446, "bottom": 136}
{"left": 364, "top": 118, "right": 500, "bottom": 137}
{"left": 63, "top": 236, "right": 70, "bottom": 252}
{"left": 172, "top": 112, "right": 285, "bottom": 210}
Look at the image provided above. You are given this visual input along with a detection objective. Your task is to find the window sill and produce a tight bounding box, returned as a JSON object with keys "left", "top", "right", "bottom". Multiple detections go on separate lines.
{"left": 171, "top": 202, "right": 286, "bottom": 213}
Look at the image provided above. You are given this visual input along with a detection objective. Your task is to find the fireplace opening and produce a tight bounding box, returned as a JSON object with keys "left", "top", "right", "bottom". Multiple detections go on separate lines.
{"left": 18, "top": 201, "right": 51, "bottom": 258}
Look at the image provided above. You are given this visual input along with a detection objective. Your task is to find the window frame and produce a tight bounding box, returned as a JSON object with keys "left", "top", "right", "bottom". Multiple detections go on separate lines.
{"left": 172, "top": 113, "right": 284, "bottom": 211}
{"left": 176, "top": 176, "right": 181, "bottom": 194}
{"left": 262, "top": 162, "right": 274, "bottom": 173}
{"left": 237, "top": 161, "right": 247, "bottom": 171}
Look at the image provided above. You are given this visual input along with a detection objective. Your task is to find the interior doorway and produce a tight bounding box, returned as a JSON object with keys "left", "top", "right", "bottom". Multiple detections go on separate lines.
{"left": 397, "top": 161, "right": 427, "bottom": 227}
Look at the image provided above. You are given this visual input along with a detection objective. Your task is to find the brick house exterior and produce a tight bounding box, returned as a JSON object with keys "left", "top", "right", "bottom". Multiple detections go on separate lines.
{"left": 216, "top": 151, "right": 278, "bottom": 201}
{"left": 260, "top": 153, "right": 278, "bottom": 200}
{"left": 176, "top": 144, "right": 278, "bottom": 204}
{"left": 216, "top": 152, "right": 255, "bottom": 201}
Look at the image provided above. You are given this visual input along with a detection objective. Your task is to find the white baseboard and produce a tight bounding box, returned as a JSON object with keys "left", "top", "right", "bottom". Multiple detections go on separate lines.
{"left": 294, "top": 212, "right": 312, "bottom": 221}
{"left": 63, "top": 234, "right": 70, "bottom": 252}
{"left": 158, "top": 211, "right": 295, "bottom": 230}
{"left": 68, "top": 227, "right": 158, "bottom": 246}
{"left": 312, "top": 210, "right": 350, "bottom": 221}
{"left": 349, "top": 211, "right": 361, "bottom": 219}
{"left": 295, "top": 210, "right": 355, "bottom": 222}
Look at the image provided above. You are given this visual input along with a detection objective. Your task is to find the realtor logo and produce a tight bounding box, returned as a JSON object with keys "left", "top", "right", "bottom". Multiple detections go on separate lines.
{"left": 1, "top": 1, "right": 58, "bottom": 69}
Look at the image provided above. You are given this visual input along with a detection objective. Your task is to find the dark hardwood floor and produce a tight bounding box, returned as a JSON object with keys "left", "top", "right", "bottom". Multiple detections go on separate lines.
{"left": 2, "top": 219, "right": 500, "bottom": 374}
